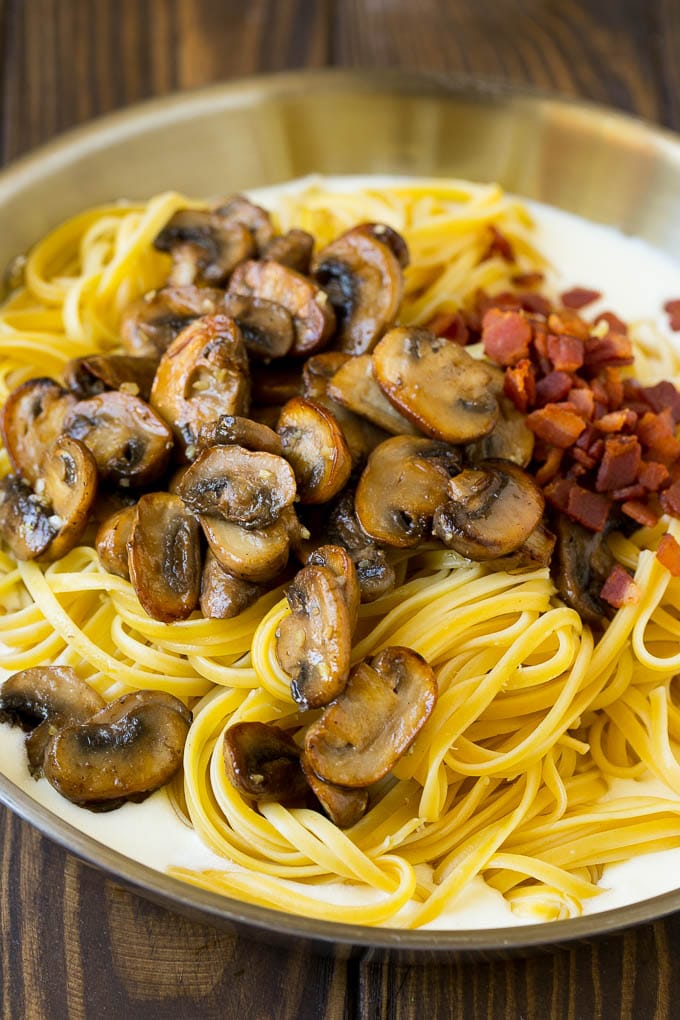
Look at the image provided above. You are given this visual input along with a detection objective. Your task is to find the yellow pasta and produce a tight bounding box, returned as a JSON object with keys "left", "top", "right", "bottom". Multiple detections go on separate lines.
{"left": 1, "top": 179, "right": 680, "bottom": 930}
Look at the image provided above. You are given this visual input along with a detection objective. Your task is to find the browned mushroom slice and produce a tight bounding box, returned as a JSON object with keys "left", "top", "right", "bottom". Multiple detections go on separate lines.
{"left": 41, "top": 436, "right": 98, "bottom": 560}
{"left": 277, "top": 397, "right": 352, "bottom": 504}
{"left": 372, "top": 328, "right": 499, "bottom": 443}
{"left": 464, "top": 394, "right": 534, "bottom": 468}
{"left": 154, "top": 208, "right": 255, "bottom": 286}
{"left": 1, "top": 378, "right": 76, "bottom": 486}
{"left": 42, "top": 689, "right": 191, "bottom": 810}
{"left": 484, "top": 521, "right": 556, "bottom": 574}
{"left": 262, "top": 229, "right": 314, "bottom": 274}
{"left": 327, "top": 354, "right": 420, "bottom": 436}
{"left": 177, "top": 445, "right": 297, "bottom": 529}
{"left": 95, "top": 505, "right": 136, "bottom": 579}
{"left": 307, "top": 544, "right": 360, "bottom": 632}
{"left": 304, "top": 646, "right": 437, "bottom": 788}
{"left": 312, "top": 223, "right": 408, "bottom": 355}
{"left": 200, "top": 508, "right": 296, "bottom": 584}
{"left": 200, "top": 550, "right": 264, "bottom": 619}
{"left": 228, "top": 260, "right": 336, "bottom": 357}
{"left": 324, "top": 489, "right": 396, "bottom": 603}
{"left": 63, "top": 390, "right": 174, "bottom": 487}
{"left": 120, "top": 285, "right": 225, "bottom": 357}
{"left": 300, "top": 754, "right": 368, "bottom": 828}
{"left": 213, "top": 195, "right": 274, "bottom": 253}
{"left": 0, "top": 665, "right": 107, "bottom": 777}
{"left": 195, "top": 414, "right": 283, "bottom": 457}
{"left": 355, "top": 436, "right": 461, "bottom": 548}
{"left": 128, "top": 492, "right": 201, "bottom": 622}
{"left": 64, "top": 354, "right": 159, "bottom": 402}
{"left": 302, "top": 352, "right": 351, "bottom": 399}
{"left": 0, "top": 474, "right": 57, "bottom": 559}
{"left": 552, "top": 516, "right": 615, "bottom": 627}
{"left": 149, "top": 314, "right": 250, "bottom": 455}
{"left": 432, "top": 459, "right": 544, "bottom": 560}
{"left": 276, "top": 562, "right": 353, "bottom": 709}
{"left": 223, "top": 721, "right": 308, "bottom": 802}
{"left": 221, "top": 292, "right": 295, "bottom": 360}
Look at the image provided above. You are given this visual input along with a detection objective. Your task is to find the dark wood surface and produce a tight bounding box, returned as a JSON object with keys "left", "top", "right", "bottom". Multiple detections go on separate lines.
{"left": 2, "top": 1, "right": 680, "bottom": 1016}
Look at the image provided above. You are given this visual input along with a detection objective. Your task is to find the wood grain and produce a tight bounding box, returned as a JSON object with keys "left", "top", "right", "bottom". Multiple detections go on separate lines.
{"left": 2, "top": 1, "right": 680, "bottom": 1017}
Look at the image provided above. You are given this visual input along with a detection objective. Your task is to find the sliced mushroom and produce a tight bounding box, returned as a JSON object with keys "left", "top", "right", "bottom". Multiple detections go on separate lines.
{"left": 464, "top": 394, "right": 534, "bottom": 468}
{"left": 312, "top": 223, "right": 408, "bottom": 355}
{"left": 154, "top": 208, "right": 255, "bottom": 286}
{"left": 1, "top": 378, "right": 76, "bottom": 486}
{"left": 128, "top": 492, "right": 201, "bottom": 622}
{"left": 212, "top": 195, "right": 274, "bottom": 253}
{"left": 304, "top": 646, "right": 437, "bottom": 788}
{"left": 552, "top": 516, "right": 615, "bottom": 627}
{"left": 149, "top": 313, "right": 250, "bottom": 455}
{"left": 327, "top": 354, "right": 420, "bottom": 436}
{"left": 306, "top": 544, "right": 360, "bottom": 632}
{"left": 355, "top": 436, "right": 462, "bottom": 548}
{"left": 262, "top": 228, "right": 314, "bottom": 274}
{"left": 221, "top": 292, "right": 295, "bottom": 360}
{"left": 276, "top": 562, "right": 353, "bottom": 709}
{"left": 95, "top": 505, "right": 136, "bottom": 579}
{"left": 42, "top": 689, "right": 192, "bottom": 810}
{"left": 177, "top": 445, "right": 297, "bottom": 529}
{"left": 432, "top": 459, "right": 544, "bottom": 560}
{"left": 63, "top": 390, "right": 174, "bottom": 487}
{"left": 276, "top": 397, "right": 352, "bottom": 504}
{"left": 41, "top": 436, "right": 98, "bottom": 560}
{"left": 200, "top": 507, "right": 297, "bottom": 584}
{"left": 223, "top": 721, "right": 308, "bottom": 802}
{"left": 228, "top": 260, "right": 335, "bottom": 357}
{"left": 324, "top": 489, "right": 396, "bottom": 603}
{"left": 484, "top": 520, "right": 556, "bottom": 574}
{"left": 0, "top": 474, "right": 57, "bottom": 559}
{"left": 300, "top": 754, "right": 368, "bottom": 828}
{"left": 194, "top": 414, "right": 283, "bottom": 457}
{"left": 64, "top": 354, "right": 159, "bottom": 402}
{"left": 302, "top": 352, "right": 351, "bottom": 399}
{"left": 372, "top": 328, "right": 499, "bottom": 443}
{"left": 0, "top": 665, "right": 107, "bottom": 777}
{"left": 120, "top": 285, "right": 225, "bottom": 357}
{"left": 200, "top": 550, "right": 264, "bottom": 619}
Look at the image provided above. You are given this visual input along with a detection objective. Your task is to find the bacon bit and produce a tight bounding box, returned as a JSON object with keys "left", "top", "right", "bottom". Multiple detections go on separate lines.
{"left": 611, "top": 483, "right": 646, "bottom": 502}
{"left": 664, "top": 298, "right": 680, "bottom": 332}
{"left": 638, "top": 380, "right": 680, "bottom": 424}
{"left": 600, "top": 564, "right": 640, "bottom": 608}
{"left": 593, "top": 409, "right": 638, "bottom": 433}
{"left": 596, "top": 435, "right": 642, "bottom": 492}
{"left": 567, "top": 484, "right": 612, "bottom": 531}
{"left": 535, "top": 446, "right": 563, "bottom": 486}
{"left": 637, "top": 409, "right": 680, "bottom": 465}
{"left": 426, "top": 311, "right": 469, "bottom": 345}
{"left": 548, "top": 310, "right": 591, "bottom": 341}
{"left": 512, "top": 271, "right": 544, "bottom": 288}
{"left": 544, "top": 477, "right": 574, "bottom": 513}
{"left": 519, "top": 292, "right": 552, "bottom": 317}
{"left": 561, "top": 287, "right": 602, "bottom": 310}
{"left": 526, "top": 405, "right": 586, "bottom": 448}
{"left": 567, "top": 387, "right": 595, "bottom": 420}
{"left": 535, "top": 371, "right": 573, "bottom": 407}
{"left": 622, "top": 500, "right": 659, "bottom": 528}
{"left": 572, "top": 447, "right": 597, "bottom": 469}
{"left": 547, "top": 333, "right": 584, "bottom": 373}
{"left": 484, "top": 225, "right": 515, "bottom": 263}
{"left": 638, "top": 460, "right": 670, "bottom": 492}
{"left": 657, "top": 533, "right": 680, "bottom": 575}
{"left": 504, "top": 358, "right": 536, "bottom": 413}
{"left": 594, "top": 310, "right": 628, "bottom": 336}
{"left": 588, "top": 438, "right": 605, "bottom": 461}
{"left": 482, "top": 308, "right": 532, "bottom": 366}
{"left": 583, "top": 332, "right": 634, "bottom": 368}
{"left": 660, "top": 480, "right": 680, "bottom": 518}
{"left": 603, "top": 367, "right": 624, "bottom": 410}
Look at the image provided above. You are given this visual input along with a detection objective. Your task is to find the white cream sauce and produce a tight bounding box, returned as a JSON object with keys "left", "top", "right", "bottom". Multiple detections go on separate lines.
{"left": 1, "top": 176, "right": 680, "bottom": 929}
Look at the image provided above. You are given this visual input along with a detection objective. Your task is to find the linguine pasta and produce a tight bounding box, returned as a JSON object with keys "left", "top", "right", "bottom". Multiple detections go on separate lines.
{"left": 2, "top": 179, "right": 680, "bottom": 928}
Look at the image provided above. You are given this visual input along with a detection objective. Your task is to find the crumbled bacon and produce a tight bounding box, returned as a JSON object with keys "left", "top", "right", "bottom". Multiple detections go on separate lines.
{"left": 567, "top": 484, "right": 612, "bottom": 531}
{"left": 594, "top": 311, "right": 628, "bottom": 335}
{"left": 535, "top": 371, "right": 572, "bottom": 406}
{"left": 657, "top": 533, "right": 680, "bottom": 575}
{"left": 504, "top": 358, "right": 535, "bottom": 412}
{"left": 660, "top": 481, "right": 680, "bottom": 517}
{"left": 600, "top": 564, "right": 640, "bottom": 608}
{"left": 664, "top": 299, "right": 680, "bottom": 332}
{"left": 526, "top": 405, "right": 585, "bottom": 448}
{"left": 561, "top": 287, "right": 602, "bottom": 310}
{"left": 481, "top": 308, "right": 531, "bottom": 365}
{"left": 622, "top": 500, "right": 658, "bottom": 528}
{"left": 425, "top": 310, "right": 469, "bottom": 345}
{"left": 484, "top": 225, "right": 515, "bottom": 263}
{"left": 547, "top": 333, "right": 584, "bottom": 373}
{"left": 512, "top": 271, "right": 544, "bottom": 288}
{"left": 638, "top": 460, "right": 669, "bottom": 491}
{"left": 583, "top": 332, "right": 634, "bottom": 369}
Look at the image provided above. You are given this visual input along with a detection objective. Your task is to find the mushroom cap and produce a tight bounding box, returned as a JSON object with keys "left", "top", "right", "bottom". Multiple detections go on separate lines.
{"left": 306, "top": 544, "right": 360, "bottom": 632}
{"left": 64, "top": 354, "right": 159, "bottom": 403}
{"left": 327, "top": 353, "right": 421, "bottom": 436}
{"left": 212, "top": 195, "right": 275, "bottom": 253}
{"left": 372, "top": 327, "right": 499, "bottom": 443}
{"left": 128, "top": 492, "right": 201, "bottom": 622}
{"left": 312, "top": 223, "right": 407, "bottom": 355}
{"left": 42, "top": 689, "right": 192, "bottom": 809}
{"left": 1, "top": 377, "right": 75, "bottom": 486}
{"left": 323, "top": 488, "right": 397, "bottom": 603}
{"left": 95, "top": 505, "right": 136, "bottom": 580}
{"left": 63, "top": 390, "right": 174, "bottom": 487}
{"left": 432, "top": 458, "right": 545, "bottom": 560}
{"left": 464, "top": 394, "right": 534, "bottom": 468}
{"left": 262, "top": 228, "right": 315, "bottom": 275}
{"left": 177, "top": 444, "right": 297, "bottom": 529}
{"left": 120, "top": 285, "right": 225, "bottom": 357}
{"left": 552, "top": 516, "right": 614, "bottom": 627}
{"left": 200, "top": 550, "right": 264, "bottom": 619}
{"left": 154, "top": 208, "right": 256, "bottom": 286}
{"left": 300, "top": 754, "right": 368, "bottom": 828}
{"left": 199, "top": 508, "right": 295, "bottom": 584}
{"left": 304, "top": 646, "right": 437, "bottom": 788}
{"left": 355, "top": 436, "right": 462, "bottom": 548}
{"left": 194, "top": 414, "right": 283, "bottom": 457}
{"left": 41, "top": 435, "right": 98, "bottom": 560}
{"left": 223, "top": 721, "right": 308, "bottom": 803}
{"left": 221, "top": 292, "right": 295, "bottom": 360}
{"left": 228, "top": 260, "right": 336, "bottom": 357}
{"left": 276, "top": 562, "right": 354, "bottom": 709}
{"left": 276, "top": 396, "right": 352, "bottom": 504}
{"left": 149, "top": 313, "right": 250, "bottom": 455}
{"left": 0, "top": 474, "right": 58, "bottom": 560}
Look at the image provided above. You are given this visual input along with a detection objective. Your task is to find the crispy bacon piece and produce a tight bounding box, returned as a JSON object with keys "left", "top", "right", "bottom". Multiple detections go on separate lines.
{"left": 637, "top": 410, "right": 680, "bottom": 465}
{"left": 584, "top": 332, "right": 634, "bottom": 369}
{"left": 547, "top": 334, "right": 584, "bottom": 373}
{"left": 638, "top": 460, "right": 669, "bottom": 492}
{"left": 425, "top": 311, "right": 469, "bottom": 346}
{"left": 593, "top": 409, "right": 637, "bottom": 433}
{"left": 526, "top": 405, "right": 586, "bottom": 448}
{"left": 504, "top": 359, "right": 536, "bottom": 413}
{"left": 596, "top": 436, "right": 641, "bottom": 492}
{"left": 567, "top": 387, "right": 595, "bottom": 421}
{"left": 622, "top": 500, "right": 659, "bottom": 528}
{"left": 594, "top": 311, "right": 628, "bottom": 336}
{"left": 660, "top": 480, "right": 680, "bottom": 518}
{"left": 657, "top": 533, "right": 680, "bottom": 575}
{"left": 600, "top": 564, "right": 640, "bottom": 608}
{"left": 482, "top": 308, "right": 532, "bottom": 366}
{"left": 566, "top": 484, "right": 612, "bottom": 532}
{"left": 535, "top": 371, "right": 572, "bottom": 407}
{"left": 484, "top": 225, "right": 515, "bottom": 263}
{"left": 637, "top": 380, "right": 680, "bottom": 423}
{"left": 664, "top": 298, "right": 680, "bottom": 332}
{"left": 512, "top": 271, "right": 544, "bottom": 288}
{"left": 560, "top": 287, "right": 602, "bottom": 310}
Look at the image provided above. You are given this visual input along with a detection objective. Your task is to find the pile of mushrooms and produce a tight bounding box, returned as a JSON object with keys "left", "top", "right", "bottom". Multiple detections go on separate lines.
{"left": 0, "top": 194, "right": 563, "bottom": 824}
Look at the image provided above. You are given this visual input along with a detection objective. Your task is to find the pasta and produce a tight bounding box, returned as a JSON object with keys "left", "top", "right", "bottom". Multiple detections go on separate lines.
{"left": 2, "top": 178, "right": 680, "bottom": 929}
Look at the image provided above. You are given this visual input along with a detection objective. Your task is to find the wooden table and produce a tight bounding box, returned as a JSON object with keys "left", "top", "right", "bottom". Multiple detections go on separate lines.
{"left": 1, "top": 1, "right": 680, "bottom": 1016}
